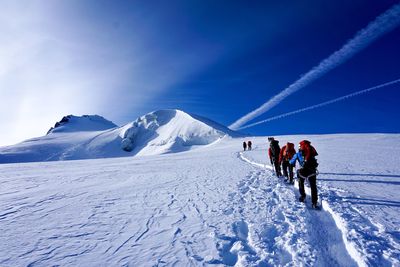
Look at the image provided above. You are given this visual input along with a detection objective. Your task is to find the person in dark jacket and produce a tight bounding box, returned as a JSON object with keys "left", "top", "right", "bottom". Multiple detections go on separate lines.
{"left": 243, "top": 141, "right": 247, "bottom": 151}
{"left": 279, "top": 142, "right": 296, "bottom": 184}
{"left": 290, "top": 140, "right": 319, "bottom": 208}
{"left": 247, "top": 140, "right": 252, "bottom": 151}
{"left": 268, "top": 138, "right": 282, "bottom": 177}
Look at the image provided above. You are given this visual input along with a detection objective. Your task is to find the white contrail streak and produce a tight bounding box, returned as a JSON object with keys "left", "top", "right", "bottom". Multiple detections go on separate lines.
{"left": 229, "top": 3, "right": 400, "bottom": 130}
{"left": 237, "top": 78, "right": 400, "bottom": 130}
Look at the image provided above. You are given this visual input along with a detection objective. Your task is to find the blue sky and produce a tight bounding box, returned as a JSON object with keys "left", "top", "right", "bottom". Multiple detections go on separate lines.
{"left": 1, "top": 0, "right": 399, "bottom": 146}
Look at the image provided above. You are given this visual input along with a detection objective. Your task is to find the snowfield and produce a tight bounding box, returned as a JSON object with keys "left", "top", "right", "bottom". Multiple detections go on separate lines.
{"left": 0, "top": 134, "right": 399, "bottom": 266}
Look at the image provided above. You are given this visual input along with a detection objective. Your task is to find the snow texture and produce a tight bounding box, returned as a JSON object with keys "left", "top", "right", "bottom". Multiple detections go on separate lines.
{"left": 0, "top": 134, "right": 399, "bottom": 266}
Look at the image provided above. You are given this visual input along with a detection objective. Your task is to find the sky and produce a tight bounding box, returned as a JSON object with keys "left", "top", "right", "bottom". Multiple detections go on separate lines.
{"left": 1, "top": 0, "right": 400, "bottom": 146}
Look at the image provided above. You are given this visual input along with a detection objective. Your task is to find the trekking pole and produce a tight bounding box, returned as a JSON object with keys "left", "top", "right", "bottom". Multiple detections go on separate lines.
{"left": 271, "top": 159, "right": 276, "bottom": 176}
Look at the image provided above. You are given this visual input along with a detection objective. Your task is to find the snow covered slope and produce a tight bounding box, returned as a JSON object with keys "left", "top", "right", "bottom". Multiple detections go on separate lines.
{"left": 0, "top": 110, "right": 238, "bottom": 163}
{"left": 0, "top": 134, "right": 398, "bottom": 266}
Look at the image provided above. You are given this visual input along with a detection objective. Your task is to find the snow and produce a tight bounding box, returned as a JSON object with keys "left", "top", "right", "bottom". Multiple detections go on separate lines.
{"left": 239, "top": 134, "right": 400, "bottom": 266}
{"left": 0, "top": 109, "right": 237, "bottom": 163}
{"left": 47, "top": 115, "right": 117, "bottom": 134}
{"left": 0, "top": 133, "right": 399, "bottom": 266}
{"left": 119, "top": 109, "right": 239, "bottom": 156}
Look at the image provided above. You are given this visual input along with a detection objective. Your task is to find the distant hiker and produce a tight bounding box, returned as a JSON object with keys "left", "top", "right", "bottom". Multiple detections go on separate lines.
{"left": 268, "top": 137, "right": 282, "bottom": 177}
{"left": 279, "top": 142, "right": 296, "bottom": 184}
{"left": 290, "top": 140, "right": 319, "bottom": 208}
{"left": 247, "top": 140, "right": 252, "bottom": 151}
{"left": 243, "top": 141, "right": 247, "bottom": 151}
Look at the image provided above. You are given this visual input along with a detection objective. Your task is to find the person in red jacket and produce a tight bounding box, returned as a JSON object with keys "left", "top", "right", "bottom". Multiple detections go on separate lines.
{"left": 279, "top": 142, "right": 296, "bottom": 184}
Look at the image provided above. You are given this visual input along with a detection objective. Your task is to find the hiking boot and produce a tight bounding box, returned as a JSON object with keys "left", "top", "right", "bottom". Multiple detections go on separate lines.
{"left": 312, "top": 203, "right": 319, "bottom": 209}
{"left": 299, "top": 196, "right": 305, "bottom": 202}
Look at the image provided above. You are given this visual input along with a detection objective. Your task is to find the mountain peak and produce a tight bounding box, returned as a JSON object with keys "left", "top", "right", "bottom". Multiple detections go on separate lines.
{"left": 47, "top": 115, "right": 117, "bottom": 134}
{"left": 1, "top": 109, "right": 240, "bottom": 163}
{"left": 119, "top": 109, "right": 238, "bottom": 153}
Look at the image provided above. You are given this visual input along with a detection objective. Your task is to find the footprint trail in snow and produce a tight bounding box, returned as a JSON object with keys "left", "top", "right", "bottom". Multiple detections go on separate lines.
{"left": 211, "top": 153, "right": 356, "bottom": 266}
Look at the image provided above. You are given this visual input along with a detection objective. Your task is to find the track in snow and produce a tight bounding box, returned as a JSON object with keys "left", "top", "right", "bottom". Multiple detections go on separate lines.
{"left": 234, "top": 151, "right": 357, "bottom": 266}
{"left": 1, "top": 137, "right": 397, "bottom": 266}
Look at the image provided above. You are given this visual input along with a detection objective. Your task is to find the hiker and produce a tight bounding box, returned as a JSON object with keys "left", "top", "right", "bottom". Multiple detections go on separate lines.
{"left": 243, "top": 141, "right": 247, "bottom": 151}
{"left": 247, "top": 140, "right": 252, "bottom": 151}
{"left": 290, "top": 140, "right": 319, "bottom": 208}
{"left": 279, "top": 142, "right": 296, "bottom": 184}
{"left": 268, "top": 137, "right": 282, "bottom": 177}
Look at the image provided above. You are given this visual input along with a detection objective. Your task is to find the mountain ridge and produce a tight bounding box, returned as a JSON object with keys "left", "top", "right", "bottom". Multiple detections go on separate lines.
{"left": 0, "top": 109, "right": 239, "bottom": 163}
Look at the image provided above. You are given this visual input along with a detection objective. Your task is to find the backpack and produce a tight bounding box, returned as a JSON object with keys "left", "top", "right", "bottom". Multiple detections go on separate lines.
{"left": 300, "top": 140, "right": 318, "bottom": 158}
{"left": 270, "top": 140, "right": 280, "bottom": 158}
{"left": 305, "top": 144, "right": 319, "bottom": 169}
{"left": 310, "top": 145, "right": 318, "bottom": 158}
{"left": 284, "top": 142, "right": 296, "bottom": 160}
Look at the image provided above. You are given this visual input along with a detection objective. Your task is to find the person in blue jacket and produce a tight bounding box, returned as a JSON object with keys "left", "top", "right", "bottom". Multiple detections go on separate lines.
{"left": 289, "top": 150, "right": 305, "bottom": 167}
{"left": 290, "top": 142, "right": 319, "bottom": 208}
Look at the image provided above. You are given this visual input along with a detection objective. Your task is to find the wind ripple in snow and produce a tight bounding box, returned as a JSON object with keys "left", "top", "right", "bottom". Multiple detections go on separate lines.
{"left": 1, "top": 135, "right": 398, "bottom": 266}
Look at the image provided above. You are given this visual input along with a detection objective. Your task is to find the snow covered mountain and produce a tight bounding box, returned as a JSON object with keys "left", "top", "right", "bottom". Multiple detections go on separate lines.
{"left": 0, "top": 109, "right": 239, "bottom": 163}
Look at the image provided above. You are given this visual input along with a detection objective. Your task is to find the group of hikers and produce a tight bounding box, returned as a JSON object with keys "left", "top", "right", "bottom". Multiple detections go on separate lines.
{"left": 243, "top": 140, "right": 252, "bottom": 151}
{"left": 243, "top": 137, "right": 319, "bottom": 209}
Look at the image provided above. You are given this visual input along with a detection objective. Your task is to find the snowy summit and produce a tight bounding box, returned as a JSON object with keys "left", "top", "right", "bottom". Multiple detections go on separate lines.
{"left": 0, "top": 109, "right": 238, "bottom": 163}
{"left": 46, "top": 115, "right": 118, "bottom": 134}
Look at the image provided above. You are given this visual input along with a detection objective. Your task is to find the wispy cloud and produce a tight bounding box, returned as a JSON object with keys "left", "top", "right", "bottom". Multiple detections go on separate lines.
{"left": 230, "top": 3, "right": 400, "bottom": 130}
{"left": 0, "top": 1, "right": 220, "bottom": 146}
{"left": 237, "top": 78, "right": 400, "bottom": 130}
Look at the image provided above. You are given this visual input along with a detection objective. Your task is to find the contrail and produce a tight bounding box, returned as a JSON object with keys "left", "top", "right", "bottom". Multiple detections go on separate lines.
{"left": 237, "top": 77, "right": 400, "bottom": 130}
{"left": 229, "top": 3, "right": 400, "bottom": 130}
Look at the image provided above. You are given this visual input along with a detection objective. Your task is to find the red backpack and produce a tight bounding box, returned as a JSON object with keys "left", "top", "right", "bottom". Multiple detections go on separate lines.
{"left": 299, "top": 140, "right": 318, "bottom": 160}
{"left": 284, "top": 142, "right": 296, "bottom": 160}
